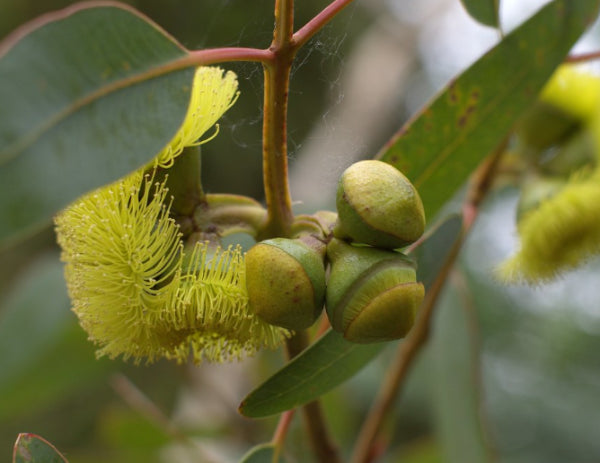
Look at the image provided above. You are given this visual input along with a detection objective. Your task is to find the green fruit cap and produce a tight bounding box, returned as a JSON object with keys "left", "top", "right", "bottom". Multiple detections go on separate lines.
{"left": 245, "top": 238, "right": 326, "bottom": 331}
{"left": 335, "top": 160, "right": 425, "bottom": 248}
{"left": 326, "top": 239, "right": 424, "bottom": 343}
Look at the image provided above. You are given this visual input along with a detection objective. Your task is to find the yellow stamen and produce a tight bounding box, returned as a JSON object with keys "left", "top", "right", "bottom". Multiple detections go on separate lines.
{"left": 154, "top": 67, "right": 239, "bottom": 168}
{"left": 498, "top": 175, "right": 600, "bottom": 284}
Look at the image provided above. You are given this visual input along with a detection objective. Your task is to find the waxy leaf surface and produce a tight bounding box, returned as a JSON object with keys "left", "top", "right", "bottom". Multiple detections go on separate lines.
{"left": 239, "top": 443, "right": 283, "bottom": 463}
{"left": 0, "top": 3, "right": 194, "bottom": 246}
{"left": 13, "top": 434, "right": 68, "bottom": 463}
{"left": 431, "top": 284, "right": 493, "bottom": 463}
{"left": 0, "top": 253, "right": 113, "bottom": 421}
{"left": 460, "top": 0, "right": 500, "bottom": 28}
{"left": 380, "top": 0, "right": 600, "bottom": 220}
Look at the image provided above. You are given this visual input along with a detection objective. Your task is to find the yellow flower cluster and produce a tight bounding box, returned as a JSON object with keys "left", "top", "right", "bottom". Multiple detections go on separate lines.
{"left": 55, "top": 67, "right": 288, "bottom": 363}
{"left": 499, "top": 172, "right": 600, "bottom": 283}
{"left": 500, "top": 65, "right": 600, "bottom": 284}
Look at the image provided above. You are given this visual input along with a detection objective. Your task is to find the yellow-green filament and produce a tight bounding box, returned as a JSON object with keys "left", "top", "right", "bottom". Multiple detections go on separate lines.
{"left": 154, "top": 67, "right": 239, "bottom": 168}
{"left": 499, "top": 175, "right": 600, "bottom": 284}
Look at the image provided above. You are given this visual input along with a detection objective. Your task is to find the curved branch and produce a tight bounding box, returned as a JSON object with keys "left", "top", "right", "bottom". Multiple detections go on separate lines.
{"left": 293, "top": 0, "right": 356, "bottom": 49}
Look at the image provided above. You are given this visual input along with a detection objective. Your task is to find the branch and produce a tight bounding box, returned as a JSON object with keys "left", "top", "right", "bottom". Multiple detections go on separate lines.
{"left": 259, "top": 0, "right": 297, "bottom": 238}
{"left": 260, "top": 61, "right": 294, "bottom": 238}
{"left": 272, "top": 409, "right": 296, "bottom": 461}
{"left": 566, "top": 50, "right": 600, "bottom": 63}
{"left": 185, "top": 47, "right": 273, "bottom": 66}
{"left": 293, "top": 0, "right": 356, "bottom": 49}
{"left": 273, "top": 0, "right": 295, "bottom": 49}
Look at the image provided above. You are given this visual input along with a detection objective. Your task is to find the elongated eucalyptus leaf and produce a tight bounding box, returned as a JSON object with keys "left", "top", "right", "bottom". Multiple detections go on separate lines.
{"left": 380, "top": 0, "right": 600, "bottom": 219}
{"left": 239, "top": 443, "right": 282, "bottom": 463}
{"left": 0, "top": 3, "right": 195, "bottom": 246}
{"left": 0, "top": 254, "right": 69, "bottom": 389}
{"left": 460, "top": 0, "right": 500, "bottom": 28}
{"left": 0, "top": 253, "right": 113, "bottom": 422}
{"left": 239, "top": 215, "right": 463, "bottom": 418}
{"left": 431, "top": 284, "right": 493, "bottom": 463}
{"left": 240, "top": 329, "right": 382, "bottom": 418}
{"left": 12, "top": 434, "right": 68, "bottom": 463}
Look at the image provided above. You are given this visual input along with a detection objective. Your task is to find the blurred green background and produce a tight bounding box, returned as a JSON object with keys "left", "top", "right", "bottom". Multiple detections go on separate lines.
{"left": 2, "top": 1, "right": 600, "bottom": 462}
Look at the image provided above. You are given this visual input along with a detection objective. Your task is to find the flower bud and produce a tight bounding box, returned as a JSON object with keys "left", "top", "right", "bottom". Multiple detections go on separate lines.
{"left": 334, "top": 160, "right": 425, "bottom": 248}
{"left": 245, "top": 237, "right": 326, "bottom": 330}
{"left": 325, "top": 238, "right": 424, "bottom": 343}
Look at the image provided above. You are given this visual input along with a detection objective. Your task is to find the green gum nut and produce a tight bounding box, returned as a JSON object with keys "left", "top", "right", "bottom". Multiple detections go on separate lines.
{"left": 245, "top": 237, "right": 326, "bottom": 331}
{"left": 325, "top": 238, "right": 424, "bottom": 344}
{"left": 334, "top": 160, "right": 425, "bottom": 249}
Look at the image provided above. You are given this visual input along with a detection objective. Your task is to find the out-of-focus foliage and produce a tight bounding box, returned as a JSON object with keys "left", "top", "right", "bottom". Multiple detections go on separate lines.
{"left": 2, "top": 1, "right": 600, "bottom": 462}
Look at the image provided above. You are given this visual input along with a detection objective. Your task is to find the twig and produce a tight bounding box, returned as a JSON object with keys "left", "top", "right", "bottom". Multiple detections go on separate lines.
{"left": 284, "top": 332, "right": 343, "bottom": 463}
{"left": 110, "top": 373, "right": 229, "bottom": 463}
{"left": 566, "top": 50, "right": 600, "bottom": 63}
{"left": 110, "top": 373, "right": 184, "bottom": 441}
{"left": 260, "top": 0, "right": 296, "bottom": 238}
{"left": 272, "top": 409, "right": 296, "bottom": 448}
{"left": 273, "top": 0, "right": 295, "bottom": 49}
{"left": 350, "top": 143, "right": 507, "bottom": 463}
{"left": 293, "top": 0, "right": 356, "bottom": 48}
{"left": 301, "top": 402, "right": 343, "bottom": 463}
{"left": 262, "top": 0, "right": 362, "bottom": 459}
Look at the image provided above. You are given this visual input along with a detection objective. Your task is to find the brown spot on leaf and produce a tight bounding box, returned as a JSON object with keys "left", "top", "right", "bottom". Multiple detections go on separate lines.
{"left": 447, "top": 79, "right": 460, "bottom": 105}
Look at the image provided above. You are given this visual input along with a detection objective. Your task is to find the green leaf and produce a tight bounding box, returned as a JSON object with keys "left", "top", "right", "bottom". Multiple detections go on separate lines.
{"left": 380, "top": 0, "right": 600, "bottom": 219}
{"left": 12, "top": 434, "right": 68, "bottom": 463}
{"left": 431, "top": 283, "right": 493, "bottom": 463}
{"left": 413, "top": 215, "right": 462, "bottom": 290}
{"left": 239, "top": 215, "right": 463, "bottom": 418}
{"left": 460, "top": 0, "right": 500, "bottom": 28}
{"left": 0, "top": 3, "right": 195, "bottom": 247}
{"left": 0, "top": 253, "right": 70, "bottom": 389}
{"left": 240, "top": 329, "right": 382, "bottom": 418}
{"left": 239, "top": 443, "right": 281, "bottom": 463}
{"left": 0, "top": 253, "right": 113, "bottom": 421}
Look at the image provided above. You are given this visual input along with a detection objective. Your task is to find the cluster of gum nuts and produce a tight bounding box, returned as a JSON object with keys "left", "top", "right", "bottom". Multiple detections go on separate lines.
{"left": 245, "top": 160, "right": 426, "bottom": 343}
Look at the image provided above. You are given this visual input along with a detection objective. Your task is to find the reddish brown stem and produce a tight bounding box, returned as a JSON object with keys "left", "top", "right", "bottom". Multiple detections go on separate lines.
{"left": 273, "top": 0, "right": 295, "bottom": 48}
{"left": 566, "top": 50, "right": 600, "bottom": 63}
{"left": 261, "top": 59, "right": 294, "bottom": 238}
{"left": 186, "top": 47, "right": 273, "bottom": 65}
{"left": 293, "top": 0, "right": 356, "bottom": 48}
{"left": 259, "top": 0, "right": 297, "bottom": 238}
{"left": 272, "top": 409, "right": 296, "bottom": 459}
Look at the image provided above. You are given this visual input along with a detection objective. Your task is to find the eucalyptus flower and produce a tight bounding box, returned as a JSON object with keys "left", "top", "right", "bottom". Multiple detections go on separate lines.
{"left": 55, "top": 67, "right": 288, "bottom": 363}
{"left": 56, "top": 172, "right": 185, "bottom": 362}
{"left": 499, "top": 173, "right": 600, "bottom": 284}
{"left": 166, "top": 243, "right": 289, "bottom": 363}
{"left": 500, "top": 65, "right": 600, "bottom": 284}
